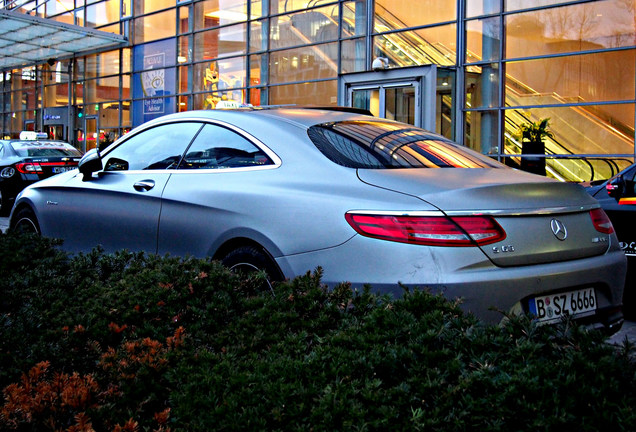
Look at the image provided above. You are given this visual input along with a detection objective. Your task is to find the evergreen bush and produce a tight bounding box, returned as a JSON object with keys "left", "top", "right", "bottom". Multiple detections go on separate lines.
{"left": 0, "top": 231, "right": 634, "bottom": 431}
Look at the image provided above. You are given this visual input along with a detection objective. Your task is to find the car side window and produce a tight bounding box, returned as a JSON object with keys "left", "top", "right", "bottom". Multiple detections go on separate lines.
{"left": 103, "top": 122, "right": 203, "bottom": 171}
{"left": 178, "top": 124, "right": 273, "bottom": 170}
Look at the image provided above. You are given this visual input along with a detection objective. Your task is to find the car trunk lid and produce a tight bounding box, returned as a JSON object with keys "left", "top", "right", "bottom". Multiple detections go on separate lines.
{"left": 357, "top": 168, "right": 611, "bottom": 266}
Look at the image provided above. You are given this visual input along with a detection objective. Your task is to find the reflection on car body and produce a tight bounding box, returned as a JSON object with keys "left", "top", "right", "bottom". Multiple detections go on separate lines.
{"left": 9, "top": 108, "right": 627, "bottom": 333}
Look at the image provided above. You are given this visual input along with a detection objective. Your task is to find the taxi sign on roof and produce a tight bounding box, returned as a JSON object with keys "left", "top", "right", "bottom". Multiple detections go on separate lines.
{"left": 19, "top": 131, "right": 48, "bottom": 140}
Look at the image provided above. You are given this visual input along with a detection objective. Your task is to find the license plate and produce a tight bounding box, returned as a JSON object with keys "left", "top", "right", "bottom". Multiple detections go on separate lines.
{"left": 528, "top": 288, "right": 597, "bottom": 324}
{"left": 52, "top": 166, "right": 75, "bottom": 173}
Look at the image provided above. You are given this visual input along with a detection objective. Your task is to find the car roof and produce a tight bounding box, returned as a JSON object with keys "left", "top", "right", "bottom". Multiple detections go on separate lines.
{"left": 141, "top": 107, "right": 379, "bottom": 130}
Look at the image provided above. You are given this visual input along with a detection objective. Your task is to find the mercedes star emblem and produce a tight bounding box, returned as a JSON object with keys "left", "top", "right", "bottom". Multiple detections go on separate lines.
{"left": 550, "top": 219, "right": 568, "bottom": 241}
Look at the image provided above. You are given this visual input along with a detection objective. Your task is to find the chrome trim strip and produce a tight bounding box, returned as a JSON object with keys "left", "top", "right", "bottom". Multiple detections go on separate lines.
{"left": 346, "top": 210, "right": 445, "bottom": 217}
{"left": 100, "top": 116, "right": 283, "bottom": 168}
{"left": 444, "top": 204, "right": 599, "bottom": 217}
{"left": 346, "top": 204, "right": 599, "bottom": 218}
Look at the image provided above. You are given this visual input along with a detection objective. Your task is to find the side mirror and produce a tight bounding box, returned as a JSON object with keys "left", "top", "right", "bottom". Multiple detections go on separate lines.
{"left": 606, "top": 175, "right": 624, "bottom": 198}
{"left": 79, "top": 149, "right": 103, "bottom": 181}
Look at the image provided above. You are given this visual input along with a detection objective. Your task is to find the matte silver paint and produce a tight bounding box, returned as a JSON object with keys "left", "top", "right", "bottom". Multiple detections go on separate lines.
{"left": 10, "top": 108, "right": 627, "bottom": 327}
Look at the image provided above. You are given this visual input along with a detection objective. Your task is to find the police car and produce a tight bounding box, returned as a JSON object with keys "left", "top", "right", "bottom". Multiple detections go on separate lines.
{"left": 586, "top": 162, "right": 636, "bottom": 317}
{"left": 0, "top": 132, "right": 82, "bottom": 215}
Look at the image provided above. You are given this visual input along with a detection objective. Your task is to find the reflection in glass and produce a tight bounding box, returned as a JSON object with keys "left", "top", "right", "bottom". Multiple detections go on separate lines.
{"left": 133, "top": 10, "right": 177, "bottom": 44}
{"left": 269, "top": 80, "right": 337, "bottom": 106}
{"left": 506, "top": 0, "right": 636, "bottom": 59}
{"left": 269, "top": 43, "right": 338, "bottom": 84}
{"left": 341, "top": 38, "right": 366, "bottom": 73}
{"left": 375, "top": 0, "right": 456, "bottom": 30}
{"left": 504, "top": 104, "right": 635, "bottom": 157}
{"left": 466, "top": 17, "right": 501, "bottom": 63}
{"left": 506, "top": 50, "right": 636, "bottom": 107}
{"left": 270, "top": 5, "right": 340, "bottom": 50}
{"left": 373, "top": 25, "right": 456, "bottom": 68}
{"left": 194, "top": 24, "right": 247, "bottom": 61}
{"left": 194, "top": 0, "right": 248, "bottom": 31}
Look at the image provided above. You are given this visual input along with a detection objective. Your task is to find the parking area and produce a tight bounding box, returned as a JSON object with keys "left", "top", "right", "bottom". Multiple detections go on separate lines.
{"left": 0, "top": 215, "right": 634, "bottom": 346}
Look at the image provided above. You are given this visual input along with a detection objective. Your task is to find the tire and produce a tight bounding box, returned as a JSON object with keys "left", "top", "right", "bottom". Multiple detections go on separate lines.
{"left": 10, "top": 207, "right": 40, "bottom": 235}
{"left": 221, "top": 245, "right": 283, "bottom": 294}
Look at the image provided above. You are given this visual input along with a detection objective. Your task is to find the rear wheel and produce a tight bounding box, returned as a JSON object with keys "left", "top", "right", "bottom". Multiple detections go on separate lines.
{"left": 10, "top": 207, "right": 40, "bottom": 234}
{"left": 221, "top": 245, "right": 283, "bottom": 294}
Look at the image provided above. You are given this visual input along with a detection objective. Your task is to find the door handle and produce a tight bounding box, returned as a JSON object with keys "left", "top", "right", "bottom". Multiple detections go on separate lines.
{"left": 133, "top": 180, "right": 155, "bottom": 191}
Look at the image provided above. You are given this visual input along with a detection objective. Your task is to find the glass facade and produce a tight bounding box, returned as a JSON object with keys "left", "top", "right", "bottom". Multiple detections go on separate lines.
{"left": 1, "top": 0, "right": 635, "bottom": 181}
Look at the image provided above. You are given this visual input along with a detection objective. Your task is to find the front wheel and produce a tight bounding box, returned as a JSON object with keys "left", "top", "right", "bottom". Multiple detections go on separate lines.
{"left": 10, "top": 207, "right": 40, "bottom": 234}
{"left": 221, "top": 245, "right": 283, "bottom": 294}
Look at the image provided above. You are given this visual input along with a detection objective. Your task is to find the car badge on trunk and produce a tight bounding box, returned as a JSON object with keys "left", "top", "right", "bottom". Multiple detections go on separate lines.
{"left": 550, "top": 219, "right": 568, "bottom": 241}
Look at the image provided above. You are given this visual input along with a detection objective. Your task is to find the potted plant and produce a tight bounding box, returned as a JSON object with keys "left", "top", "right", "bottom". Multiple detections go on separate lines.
{"left": 519, "top": 118, "right": 553, "bottom": 176}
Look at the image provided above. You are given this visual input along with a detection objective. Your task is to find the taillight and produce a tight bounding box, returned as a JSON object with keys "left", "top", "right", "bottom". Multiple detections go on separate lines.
{"left": 345, "top": 213, "right": 506, "bottom": 247}
{"left": 589, "top": 208, "right": 614, "bottom": 234}
{"left": 15, "top": 162, "right": 43, "bottom": 174}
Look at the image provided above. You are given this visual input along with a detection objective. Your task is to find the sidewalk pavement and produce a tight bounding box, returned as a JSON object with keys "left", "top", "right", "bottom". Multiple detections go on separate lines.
{"left": 0, "top": 216, "right": 634, "bottom": 346}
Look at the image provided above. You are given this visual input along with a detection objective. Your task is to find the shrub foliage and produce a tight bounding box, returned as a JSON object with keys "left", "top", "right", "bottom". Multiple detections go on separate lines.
{"left": 0, "top": 231, "right": 635, "bottom": 431}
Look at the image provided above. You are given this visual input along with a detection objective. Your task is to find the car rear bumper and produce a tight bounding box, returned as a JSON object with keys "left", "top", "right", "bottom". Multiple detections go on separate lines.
{"left": 278, "top": 235, "right": 627, "bottom": 327}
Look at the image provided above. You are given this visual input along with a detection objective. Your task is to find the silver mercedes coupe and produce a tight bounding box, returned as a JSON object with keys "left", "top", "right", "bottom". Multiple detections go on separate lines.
{"left": 9, "top": 108, "right": 626, "bottom": 331}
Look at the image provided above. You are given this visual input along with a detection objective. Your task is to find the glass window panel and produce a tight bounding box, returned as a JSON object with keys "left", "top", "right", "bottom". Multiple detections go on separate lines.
{"left": 49, "top": 13, "right": 74, "bottom": 24}
{"left": 179, "top": 123, "right": 273, "bottom": 169}
{"left": 75, "top": 7, "right": 84, "bottom": 26}
{"left": 122, "top": 74, "right": 131, "bottom": 99}
{"left": 86, "top": 0, "right": 120, "bottom": 28}
{"left": 464, "top": 109, "right": 499, "bottom": 154}
{"left": 506, "top": 0, "right": 636, "bottom": 59}
{"left": 45, "top": 0, "right": 74, "bottom": 17}
{"left": 249, "top": 53, "right": 266, "bottom": 87}
{"left": 85, "top": 51, "right": 121, "bottom": 78}
{"left": 193, "top": 57, "right": 246, "bottom": 94}
{"left": 506, "top": 0, "right": 578, "bottom": 12}
{"left": 96, "top": 23, "right": 121, "bottom": 33}
{"left": 121, "top": 101, "right": 131, "bottom": 127}
{"left": 465, "top": 64, "right": 500, "bottom": 109}
{"left": 133, "top": 9, "right": 177, "bottom": 43}
{"left": 122, "top": 48, "right": 132, "bottom": 73}
{"left": 374, "top": 25, "right": 457, "bottom": 68}
{"left": 342, "top": 0, "right": 367, "bottom": 38}
{"left": 133, "top": 39, "right": 177, "bottom": 71}
{"left": 193, "top": 89, "right": 246, "bottom": 109}
{"left": 466, "top": 17, "right": 501, "bottom": 63}
{"left": 178, "top": 36, "right": 191, "bottom": 63}
{"left": 179, "top": 65, "right": 189, "bottom": 93}
{"left": 179, "top": 5, "right": 190, "bottom": 34}
{"left": 249, "top": 19, "right": 267, "bottom": 52}
{"left": 341, "top": 37, "right": 367, "bottom": 73}
{"left": 270, "top": 6, "right": 340, "bottom": 50}
{"left": 178, "top": 95, "right": 190, "bottom": 111}
{"left": 101, "top": 104, "right": 121, "bottom": 128}
{"left": 503, "top": 104, "right": 634, "bottom": 157}
{"left": 466, "top": 0, "right": 500, "bottom": 18}
{"left": 269, "top": 0, "right": 337, "bottom": 15}
{"left": 194, "top": 24, "right": 248, "bottom": 61}
{"left": 134, "top": 0, "right": 174, "bottom": 15}
{"left": 43, "top": 84, "right": 69, "bottom": 106}
{"left": 374, "top": 0, "right": 456, "bottom": 31}
{"left": 269, "top": 43, "right": 338, "bottom": 84}
{"left": 505, "top": 50, "right": 636, "bottom": 106}
{"left": 269, "top": 80, "right": 337, "bottom": 105}
{"left": 123, "top": 0, "right": 131, "bottom": 16}
{"left": 194, "top": 0, "right": 248, "bottom": 31}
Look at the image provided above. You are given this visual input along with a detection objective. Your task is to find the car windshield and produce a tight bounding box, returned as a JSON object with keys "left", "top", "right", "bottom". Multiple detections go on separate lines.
{"left": 308, "top": 120, "right": 503, "bottom": 169}
{"left": 11, "top": 141, "right": 82, "bottom": 157}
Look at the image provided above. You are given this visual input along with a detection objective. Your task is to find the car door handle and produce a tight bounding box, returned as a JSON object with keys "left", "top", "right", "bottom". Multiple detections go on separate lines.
{"left": 133, "top": 180, "right": 155, "bottom": 191}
